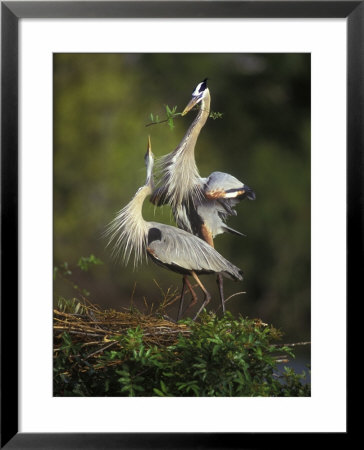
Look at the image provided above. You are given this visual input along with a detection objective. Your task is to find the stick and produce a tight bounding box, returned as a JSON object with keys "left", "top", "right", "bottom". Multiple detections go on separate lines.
{"left": 85, "top": 341, "right": 118, "bottom": 360}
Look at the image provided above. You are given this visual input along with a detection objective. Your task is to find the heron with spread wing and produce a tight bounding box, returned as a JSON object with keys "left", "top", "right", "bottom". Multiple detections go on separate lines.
{"left": 105, "top": 137, "right": 243, "bottom": 321}
{"left": 150, "top": 79, "right": 255, "bottom": 313}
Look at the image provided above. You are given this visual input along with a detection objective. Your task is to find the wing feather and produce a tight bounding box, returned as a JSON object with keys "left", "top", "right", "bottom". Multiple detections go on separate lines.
{"left": 204, "top": 171, "right": 255, "bottom": 201}
{"left": 147, "top": 222, "right": 243, "bottom": 280}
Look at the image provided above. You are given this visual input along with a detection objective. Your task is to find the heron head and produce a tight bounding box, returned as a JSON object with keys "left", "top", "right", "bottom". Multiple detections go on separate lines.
{"left": 181, "top": 78, "right": 209, "bottom": 116}
{"left": 144, "top": 135, "right": 154, "bottom": 186}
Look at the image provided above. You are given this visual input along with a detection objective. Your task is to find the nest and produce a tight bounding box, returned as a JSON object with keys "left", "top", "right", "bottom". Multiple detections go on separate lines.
{"left": 54, "top": 299, "right": 190, "bottom": 347}
{"left": 53, "top": 299, "right": 193, "bottom": 373}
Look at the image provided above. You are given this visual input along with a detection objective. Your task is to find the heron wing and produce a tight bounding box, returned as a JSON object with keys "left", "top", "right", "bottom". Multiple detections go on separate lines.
{"left": 204, "top": 171, "right": 255, "bottom": 201}
{"left": 147, "top": 223, "right": 243, "bottom": 280}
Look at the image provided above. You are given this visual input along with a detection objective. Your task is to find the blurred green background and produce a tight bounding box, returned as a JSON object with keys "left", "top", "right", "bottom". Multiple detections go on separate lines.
{"left": 53, "top": 53, "right": 310, "bottom": 344}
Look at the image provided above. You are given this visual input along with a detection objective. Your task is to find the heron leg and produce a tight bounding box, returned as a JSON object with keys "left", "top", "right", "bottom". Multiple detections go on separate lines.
{"left": 185, "top": 278, "right": 198, "bottom": 307}
{"left": 182, "top": 277, "right": 199, "bottom": 316}
{"left": 216, "top": 274, "right": 226, "bottom": 315}
{"left": 177, "top": 276, "right": 188, "bottom": 321}
{"left": 191, "top": 271, "right": 212, "bottom": 321}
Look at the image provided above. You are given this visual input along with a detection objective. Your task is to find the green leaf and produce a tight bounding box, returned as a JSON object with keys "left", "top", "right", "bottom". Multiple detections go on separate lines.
{"left": 160, "top": 380, "right": 168, "bottom": 393}
{"left": 153, "top": 388, "right": 165, "bottom": 396}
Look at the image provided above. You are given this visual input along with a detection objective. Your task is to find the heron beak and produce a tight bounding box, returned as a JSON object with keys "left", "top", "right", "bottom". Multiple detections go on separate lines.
{"left": 145, "top": 136, "right": 154, "bottom": 187}
{"left": 181, "top": 96, "right": 200, "bottom": 116}
{"left": 146, "top": 135, "right": 153, "bottom": 158}
{"left": 145, "top": 136, "right": 154, "bottom": 168}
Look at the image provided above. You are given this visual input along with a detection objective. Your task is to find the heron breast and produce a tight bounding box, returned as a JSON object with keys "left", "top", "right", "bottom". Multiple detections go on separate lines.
{"left": 199, "top": 223, "right": 214, "bottom": 247}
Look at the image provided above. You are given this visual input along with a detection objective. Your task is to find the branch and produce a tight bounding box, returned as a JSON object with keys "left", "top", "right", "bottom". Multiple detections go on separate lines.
{"left": 215, "top": 291, "right": 246, "bottom": 313}
{"left": 279, "top": 341, "right": 311, "bottom": 348}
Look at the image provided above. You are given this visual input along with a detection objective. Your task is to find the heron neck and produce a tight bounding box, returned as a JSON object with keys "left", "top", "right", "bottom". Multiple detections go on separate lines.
{"left": 161, "top": 91, "right": 209, "bottom": 208}
{"left": 133, "top": 184, "right": 153, "bottom": 223}
{"left": 182, "top": 90, "right": 211, "bottom": 156}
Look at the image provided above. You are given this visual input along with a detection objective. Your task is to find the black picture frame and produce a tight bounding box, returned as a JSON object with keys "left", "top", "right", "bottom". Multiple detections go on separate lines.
{"left": 1, "top": 1, "right": 357, "bottom": 448}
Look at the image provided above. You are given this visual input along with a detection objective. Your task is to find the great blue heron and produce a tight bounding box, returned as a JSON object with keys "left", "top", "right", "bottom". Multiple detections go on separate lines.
{"left": 105, "top": 137, "right": 243, "bottom": 321}
{"left": 150, "top": 79, "right": 255, "bottom": 312}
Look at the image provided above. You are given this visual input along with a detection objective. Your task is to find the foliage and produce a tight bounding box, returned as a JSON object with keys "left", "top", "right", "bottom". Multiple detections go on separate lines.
{"left": 146, "top": 104, "right": 223, "bottom": 130}
{"left": 77, "top": 254, "right": 103, "bottom": 271}
{"left": 147, "top": 104, "right": 180, "bottom": 130}
{"left": 54, "top": 255, "right": 103, "bottom": 301}
{"left": 54, "top": 310, "right": 310, "bottom": 397}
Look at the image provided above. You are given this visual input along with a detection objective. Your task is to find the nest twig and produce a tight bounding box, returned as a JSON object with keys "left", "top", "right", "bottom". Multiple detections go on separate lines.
{"left": 54, "top": 302, "right": 190, "bottom": 349}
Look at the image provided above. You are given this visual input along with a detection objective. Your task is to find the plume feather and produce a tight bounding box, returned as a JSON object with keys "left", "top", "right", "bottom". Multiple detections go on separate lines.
{"left": 104, "top": 187, "right": 150, "bottom": 268}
